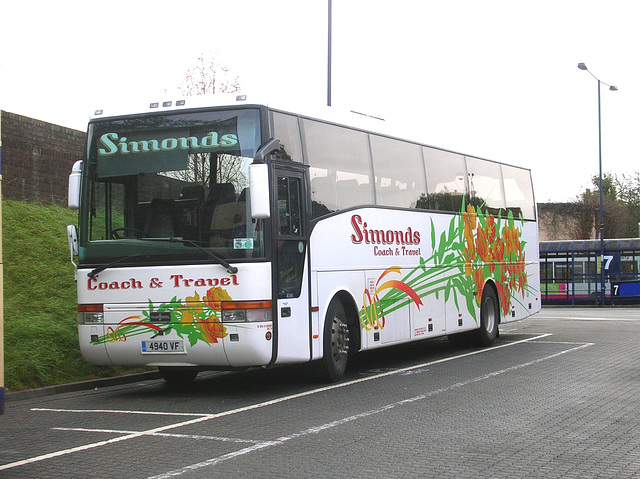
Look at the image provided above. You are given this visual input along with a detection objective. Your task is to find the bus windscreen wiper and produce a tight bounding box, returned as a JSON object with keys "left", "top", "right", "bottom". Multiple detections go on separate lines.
{"left": 88, "top": 254, "right": 150, "bottom": 279}
{"left": 168, "top": 237, "right": 238, "bottom": 274}
{"left": 88, "top": 240, "right": 238, "bottom": 278}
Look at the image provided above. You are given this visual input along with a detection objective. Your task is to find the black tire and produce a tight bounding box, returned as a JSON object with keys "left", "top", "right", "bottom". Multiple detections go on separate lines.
{"left": 318, "top": 299, "right": 350, "bottom": 382}
{"left": 476, "top": 286, "right": 499, "bottom": 346}
{"left": 158, "top": 366, "right": 198, "bottom": 388}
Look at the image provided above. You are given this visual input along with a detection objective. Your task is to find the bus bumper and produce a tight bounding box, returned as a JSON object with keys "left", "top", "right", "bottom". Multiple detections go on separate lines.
{"left": 78, "top": 321, "right": 273, "bottom": 368}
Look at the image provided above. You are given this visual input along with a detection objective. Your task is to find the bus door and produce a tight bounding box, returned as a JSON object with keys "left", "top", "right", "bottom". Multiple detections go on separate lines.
{"left": 272, "top": 165, "right": 311, "bottom": 363}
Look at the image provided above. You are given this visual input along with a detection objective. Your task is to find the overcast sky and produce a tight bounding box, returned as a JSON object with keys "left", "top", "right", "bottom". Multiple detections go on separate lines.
{"left": 1, "top": 0, "right": 637, "bottom": 203}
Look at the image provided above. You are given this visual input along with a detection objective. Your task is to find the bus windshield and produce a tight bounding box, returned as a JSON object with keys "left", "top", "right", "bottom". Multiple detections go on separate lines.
{"left": 81, "top": 108, "right": 264, "bottom": 263}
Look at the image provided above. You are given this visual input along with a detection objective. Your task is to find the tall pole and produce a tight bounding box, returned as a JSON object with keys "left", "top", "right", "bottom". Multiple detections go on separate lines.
{"left": 597, "top": 80, "right": 605, "bottom": 306}
{"left": 327, "top": 0, "right": 332, "bottom": 107}
{"left": 578, "top": 63, "right": 617, "bottom": 306}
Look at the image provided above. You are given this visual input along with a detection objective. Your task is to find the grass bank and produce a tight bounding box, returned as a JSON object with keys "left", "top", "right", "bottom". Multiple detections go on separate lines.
{"left": 3, "top": 200, "right": 137, "bottom": 391}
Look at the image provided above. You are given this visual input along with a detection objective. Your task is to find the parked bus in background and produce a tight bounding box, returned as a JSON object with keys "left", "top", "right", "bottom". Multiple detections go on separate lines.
{"left": 540, "top": 239, "right": 640, "bottom": 305}
{"left": 67, "top": 94, "right": 540, "bottom": 385}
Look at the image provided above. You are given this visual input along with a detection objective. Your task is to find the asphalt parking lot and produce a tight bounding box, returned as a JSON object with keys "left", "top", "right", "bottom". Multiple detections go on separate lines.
{"left": 2, "top": 306, "right": 640, "bottom": 478}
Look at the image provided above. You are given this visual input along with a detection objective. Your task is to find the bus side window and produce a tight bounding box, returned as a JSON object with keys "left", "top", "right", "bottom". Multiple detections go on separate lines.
{"left": 501, "top": 164, "right": 536, "bottom": 220}
{"left": 271, "top": 112, "right": 303, "bottom": 162}
{"left": 278, "top": 176, "right": 301, "bottom": 236}
{"left": 370, "top": 134, "right": 425, "bottom": 209}
{"left": 423, "top": 147, "right": 468, "bottom": 213}
{"left": 277, "top": 175, "right": 305, "bottom": 298}
{"left": 466, "top": 156, "right": 506, "bottom": 215}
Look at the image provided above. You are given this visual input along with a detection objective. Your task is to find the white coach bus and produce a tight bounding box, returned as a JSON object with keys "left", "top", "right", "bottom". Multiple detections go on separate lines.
{"left": 67, "top": 94, "right": 540, "bottom": 385}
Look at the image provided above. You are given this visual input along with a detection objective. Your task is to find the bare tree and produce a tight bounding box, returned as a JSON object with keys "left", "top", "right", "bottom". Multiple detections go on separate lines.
{"left": 179, "top": 51, "right": 241, "bottom": 96}
{"left": 160, "top": 53, "right": 245, "bottom": 192}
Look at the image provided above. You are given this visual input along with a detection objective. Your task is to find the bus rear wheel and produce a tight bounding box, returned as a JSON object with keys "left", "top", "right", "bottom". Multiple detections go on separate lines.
{"left": 318, "top": 299, "right": 350, "bottom": 382}
{"left": 475, "top": 286, "right": 499, "bottom": 346}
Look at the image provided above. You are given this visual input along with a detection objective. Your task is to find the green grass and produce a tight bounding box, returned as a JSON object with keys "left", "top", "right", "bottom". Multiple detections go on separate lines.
{"left": 3, "top": 200, "right": 139, "bottom": 391}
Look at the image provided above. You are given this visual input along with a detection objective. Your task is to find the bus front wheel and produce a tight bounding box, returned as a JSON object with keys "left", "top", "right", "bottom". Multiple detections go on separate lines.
{"left": 318, "top": 299, "right": 350, "bottom": 382}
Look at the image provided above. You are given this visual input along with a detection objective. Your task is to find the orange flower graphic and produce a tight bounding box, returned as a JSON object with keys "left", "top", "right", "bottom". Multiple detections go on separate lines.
{"left": 459, "top": 205, "right": 530, "bottom": 317}
{"left": 472, "top": 267, "right": 485, "bottom": 306}
{"left": 180, "top": 292, "right": 203, "bottom": 324}
{"left": 198, "top": 316, "right": 227, "bottom": 343}
{"left": 203, "top": 287, "right": 232, "bottom": 309}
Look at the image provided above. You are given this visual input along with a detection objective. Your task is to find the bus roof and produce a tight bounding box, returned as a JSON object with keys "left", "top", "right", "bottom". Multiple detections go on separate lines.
{"left": 90, "top": 93, "right": 368, "bottom": 126}
{"left": 89, "top": 93, "right": 530, "bottom": 172}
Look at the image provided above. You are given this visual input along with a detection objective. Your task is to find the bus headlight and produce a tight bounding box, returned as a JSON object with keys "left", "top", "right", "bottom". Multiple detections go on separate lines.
{"left": 222, "top": 309, "right": 246, "bottom": 323}
{"left": 78, "top": 304, "right": 104, "bottom": 324}
{"left": 221, "top": 301, "right": 272, "bottom": 323}
{"left": 82, "top": 312, "right": 104, "bottom": 324}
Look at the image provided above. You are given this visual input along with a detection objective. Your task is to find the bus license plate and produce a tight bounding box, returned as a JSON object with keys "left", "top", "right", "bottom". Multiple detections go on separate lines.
{"left": 141, "top": 340, "right": 184, "bottom": 354}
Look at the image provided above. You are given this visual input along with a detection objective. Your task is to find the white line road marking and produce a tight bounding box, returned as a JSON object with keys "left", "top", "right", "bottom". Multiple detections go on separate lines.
{"left": 0, "top": 414, "right": 216, "bottom": 472}
{"left": 32, "top": 408, "right": 207, "bottom": 417}
{"left": 149, "top": 341, "right": 594, "bottom": 478}
{"left": 539, "top": 316, "right": 608, "bottom": 320}
{"left": 1, "top": 333, "right": 559, "bottom": 472}
{"left": 52, "top": 427, "right": 263, "bottom": 444}
{"left": 537, "top": 316, "right": 640, "bottom": 321}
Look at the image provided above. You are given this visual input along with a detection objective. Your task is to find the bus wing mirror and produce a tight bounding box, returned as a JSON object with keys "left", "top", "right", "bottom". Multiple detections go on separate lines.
{"left": 253, "top": 138, "right": 280, "bottom": 163}
{"left": 68, "top": 160, "right": 82, "bottom": 209}
{"left": 249, "top": 163, "right": 270, "bottom": 219}
{"left": 67, "top": 224, "right": 78, "bottom": 280}
{"left": 67, "top": 224, "right": 79, "bottom": 256}
{"left": 249, "top": 138, "right": 280, "bottom": 220}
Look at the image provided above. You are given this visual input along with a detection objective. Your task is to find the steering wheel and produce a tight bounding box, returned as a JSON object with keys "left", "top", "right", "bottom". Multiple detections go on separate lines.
{"left": 110, "top": 227, "right": 146, "bottom": 239}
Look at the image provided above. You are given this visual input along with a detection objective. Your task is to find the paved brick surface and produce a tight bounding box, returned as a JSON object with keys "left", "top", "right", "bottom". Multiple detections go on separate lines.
{"left": 2, "top": 307, "right": 640, "bottom": 478}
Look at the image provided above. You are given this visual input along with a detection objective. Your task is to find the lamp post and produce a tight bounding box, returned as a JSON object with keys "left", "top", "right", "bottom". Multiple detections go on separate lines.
{"left": 577, "top": 62, "right": 618, "bottom": 305}
{"left": 327, "top": 0, "right": 332, "bottom": 107}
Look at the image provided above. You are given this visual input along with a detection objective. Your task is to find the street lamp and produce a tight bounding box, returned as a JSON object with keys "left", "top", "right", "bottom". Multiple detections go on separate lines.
{"left": 577, "top": 62, "right": 618, "bottom": 305}
{"left": 327, "top": 0, "right": 332, "bottom": 106}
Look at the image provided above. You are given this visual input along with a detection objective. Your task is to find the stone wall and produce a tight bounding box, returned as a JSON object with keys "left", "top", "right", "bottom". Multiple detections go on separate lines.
{"left": 537, "top": 202, "right": 596, "bottom": 241}
{"left": 1, "top": 110, "right": 85, "bottom": 205}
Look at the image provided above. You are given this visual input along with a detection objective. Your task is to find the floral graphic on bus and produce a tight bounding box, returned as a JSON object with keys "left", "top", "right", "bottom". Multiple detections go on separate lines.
{"left": 92, "top": 286, "right": 231, "bottom": 345}
{"left": 359, "top": 204, "right": 532, "bottom": 329}
{"left": 361, "top": 266, "right": 423, "bottom": 330}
